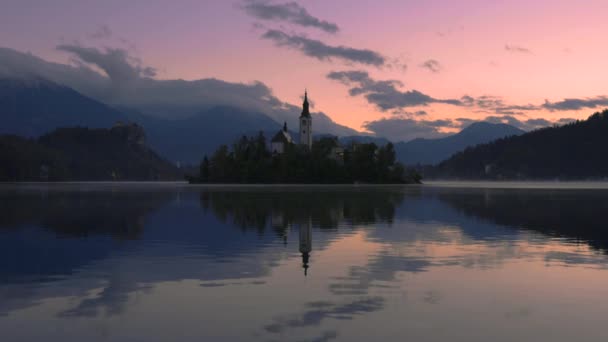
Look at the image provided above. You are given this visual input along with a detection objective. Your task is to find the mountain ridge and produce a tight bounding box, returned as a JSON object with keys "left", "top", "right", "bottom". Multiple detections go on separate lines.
{"left": 432, "top": 110, "right": 608, "bottom": 179}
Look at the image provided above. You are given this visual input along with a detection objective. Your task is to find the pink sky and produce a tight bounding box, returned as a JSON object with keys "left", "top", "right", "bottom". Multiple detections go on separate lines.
{"left": 2, "top": 0, "right": 607, "bottom": 136}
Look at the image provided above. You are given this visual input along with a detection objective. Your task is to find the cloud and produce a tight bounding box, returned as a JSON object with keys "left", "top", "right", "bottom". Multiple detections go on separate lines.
{"left": 364, "top": 113, "right": 567, "bottom": 142}
{"left": 420, "top": 59, "right": 441, "bottom": 73}
{"left": 264, "top": 297, "right": 384, "bottom": 333}
{"left": 241, "top": 0, "right": 339, "bottom": 34}
{"left": 262, "top": 30, "right": 386, "bottom": 66}
{"left": 542, "top": 96, "right": 608, "bottom": 111}
{"left": 363, "top": 117, "right": 453, "bottom": 142}
{"left": 89, "top": 25, "right": 112, "bottom": 40}
{"left": 462, "top": 95, "right": 538, "bottom": 115}
{"left": 557, "top": 117, "right": 577, "bottom": 124}
{"left": 0, "top": 46, "right": 356, "bottom": 136}
{"left": 56, "top": 44, "right": 157, "bottom": 83}
{"left": 483, "top": 115, "right": 552, "bottom": 131}
{"left": 327, "top": 70, "right": 462, "bottom": 111}
{"left": 505, "top": 44, "right": 532, "bottom": 54}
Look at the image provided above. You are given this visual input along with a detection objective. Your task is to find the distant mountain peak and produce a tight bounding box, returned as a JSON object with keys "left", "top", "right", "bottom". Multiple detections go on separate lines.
{"left": 394, "top": 121, "right": 525, "bottom": 166}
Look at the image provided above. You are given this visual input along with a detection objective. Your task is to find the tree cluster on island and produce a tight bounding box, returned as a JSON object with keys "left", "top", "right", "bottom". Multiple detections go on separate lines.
{"left": 189, "top": 134, "right": 422, "bottom": 184}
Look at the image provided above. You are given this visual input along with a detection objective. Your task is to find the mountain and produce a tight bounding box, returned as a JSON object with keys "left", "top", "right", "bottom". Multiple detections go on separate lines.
{"left": 0, "top": 123, "right": 179, "bottom": 181}
{"left": 0, "top": 76, "right": 350, "bottom": 164}
{"left": 126, "top": 106, "right": 281, "bottom": 164}
{"left": 0, "top": 77, "right": 280, "bottom": 164}
{"left": 0, "top": 78, "right": 127, "bottom": 137}
{"left": 432, "top": 110, "right": 608, "bottom": 179}
{"left": 0, "top": 47, "right": 358, "bottom": 138}
{"left": 394, "top": 122, "right": 525, "bottom": 165}
{"left": 339, "top": 135, "right": 391, "bottom": 147}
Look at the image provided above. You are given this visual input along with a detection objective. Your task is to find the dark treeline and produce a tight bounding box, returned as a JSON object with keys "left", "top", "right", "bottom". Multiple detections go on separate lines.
{"left": 0, "top": 124, "right": 180, "bottom": 181}
{"left": 430, "top": 109, "right": 608, "bottom": 179}
{"left": 190, "top": 134, "right": 422, "bottom": 184}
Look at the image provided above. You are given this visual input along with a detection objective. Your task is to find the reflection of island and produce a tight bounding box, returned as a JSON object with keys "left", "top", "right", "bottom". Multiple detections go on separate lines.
{"left": 199, "top": 188, "right": 410, "bottom": 277}
{"left": 199, "top": 188, "right": 408, "bottom": 234}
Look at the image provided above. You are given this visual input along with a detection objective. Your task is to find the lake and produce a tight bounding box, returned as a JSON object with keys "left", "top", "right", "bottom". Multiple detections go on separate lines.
{"left": 2, "top": 182, "right": 608, "bottom": 341}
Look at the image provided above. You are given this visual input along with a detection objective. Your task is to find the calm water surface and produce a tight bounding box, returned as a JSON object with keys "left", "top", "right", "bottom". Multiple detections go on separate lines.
{"left": 1, "top": 182, "right": 608, "bottom": 341}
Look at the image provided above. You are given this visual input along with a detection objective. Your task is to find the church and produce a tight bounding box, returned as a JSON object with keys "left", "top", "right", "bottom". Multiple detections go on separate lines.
{"left": 271, "top": 91, "right": 312, "bottom": 154}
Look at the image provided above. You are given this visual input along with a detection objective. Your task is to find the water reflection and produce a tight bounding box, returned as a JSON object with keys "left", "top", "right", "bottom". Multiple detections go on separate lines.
{"left": 1, "top": 184, "right": 608, "bottom": 341}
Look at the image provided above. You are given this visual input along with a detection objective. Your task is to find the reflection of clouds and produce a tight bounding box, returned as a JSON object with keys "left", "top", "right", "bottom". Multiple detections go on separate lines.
{"left": 264, "top": 297, "right": 384, "bottom": 334}
{"left": 58, "top": 277, "right": 152, "bottom": 318}
{"left": 544, "top": 251, "right": 608, "bottom": 268}
{"left": 504, "top": 307, "right": 532, "bottom": 319}
{"left": 423, "top": 290, "right": 442, "bottom": 304}
{"left": 301, "top": 330, "right": 339, "bottom": 342}
{"left": 328, "top": 255, "right": 431, "bottom": 296}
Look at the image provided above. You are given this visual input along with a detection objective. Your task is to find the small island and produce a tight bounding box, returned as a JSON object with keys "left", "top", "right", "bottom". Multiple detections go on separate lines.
{"left": 189, "top": 91, "right": 421, "bottom": 184}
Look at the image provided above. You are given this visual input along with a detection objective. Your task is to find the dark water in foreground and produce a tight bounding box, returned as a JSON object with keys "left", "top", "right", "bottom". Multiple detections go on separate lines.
{"left": 2, "top": 182, "right": 608, "bottom": 341}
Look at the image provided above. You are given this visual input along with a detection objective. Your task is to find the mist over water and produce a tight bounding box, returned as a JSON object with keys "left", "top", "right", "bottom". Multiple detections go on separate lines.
{"left": 2, "top": 183, "right": 608, "bottom": 341}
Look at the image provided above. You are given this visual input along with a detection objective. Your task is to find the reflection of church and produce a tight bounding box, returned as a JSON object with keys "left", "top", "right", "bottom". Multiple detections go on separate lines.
{"left": 299, "top": 219, "right": 312, "bottom": 276}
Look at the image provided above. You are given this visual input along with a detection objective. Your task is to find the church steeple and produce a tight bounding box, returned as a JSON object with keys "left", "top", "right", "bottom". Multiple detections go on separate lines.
{"left": 299, "top": 90, "right": 312, "bottom": 148}
{"left": 301, "top": 89, "right": 311, "bottom": 118}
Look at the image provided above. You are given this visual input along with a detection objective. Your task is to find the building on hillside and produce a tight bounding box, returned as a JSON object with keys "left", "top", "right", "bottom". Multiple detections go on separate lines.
{"left": 271, "top": 122, "right": 293, "bottom": 154}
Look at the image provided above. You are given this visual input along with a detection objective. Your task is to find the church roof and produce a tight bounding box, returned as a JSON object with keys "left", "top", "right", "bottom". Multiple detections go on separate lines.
{"left": 271, "top": 123, "right": 293, "bottom": 143}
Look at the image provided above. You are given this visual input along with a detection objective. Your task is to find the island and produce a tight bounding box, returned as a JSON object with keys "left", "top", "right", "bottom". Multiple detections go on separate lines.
{"left": 188, "top": 91, "right": 421, "bottom": 184}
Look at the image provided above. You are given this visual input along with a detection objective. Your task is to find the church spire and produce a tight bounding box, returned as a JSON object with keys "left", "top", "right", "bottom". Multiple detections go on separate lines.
{"left": 283, "top": 121, "right": 288, "bottom": 132}
{"left": 301, "top": 89, "right": 310, "bottom": 118}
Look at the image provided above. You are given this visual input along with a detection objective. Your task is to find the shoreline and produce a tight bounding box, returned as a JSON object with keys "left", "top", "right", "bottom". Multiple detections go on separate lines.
{"left": 3, "top": 180, "right": 608, "bottom": 190}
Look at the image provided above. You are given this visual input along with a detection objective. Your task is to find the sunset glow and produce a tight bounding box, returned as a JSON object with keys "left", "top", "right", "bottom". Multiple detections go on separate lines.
{"left": 2, "top": 0, "right": 607, "bottom": 140}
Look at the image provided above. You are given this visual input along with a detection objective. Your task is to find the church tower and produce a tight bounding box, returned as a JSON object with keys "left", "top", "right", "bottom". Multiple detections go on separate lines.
{"left": 299, "top": 90, "right": 312, "bottom": 148}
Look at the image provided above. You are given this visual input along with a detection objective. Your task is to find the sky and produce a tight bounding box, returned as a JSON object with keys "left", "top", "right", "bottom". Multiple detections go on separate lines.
{"left": 2, "top": 0, "right": 608, "bottom": 141}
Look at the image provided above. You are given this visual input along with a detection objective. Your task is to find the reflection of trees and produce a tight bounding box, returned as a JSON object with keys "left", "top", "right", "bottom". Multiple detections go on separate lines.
{"left": 0, "top": 189, "right": 174, "bottom": 240}
{"left": 199, "top": 187, "right": 409, "bottom": 235}
{"left": 435, "top": 188, "right": 608, "bottom": 253}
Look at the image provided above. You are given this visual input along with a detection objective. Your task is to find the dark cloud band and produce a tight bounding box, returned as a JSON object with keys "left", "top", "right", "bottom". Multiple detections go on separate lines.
{"left": 262, "top": 30, "right": 386, "bottom": 66}
{"left": 242, "top": 0, "right": 339, "bottom": 34}
{"left": 327, "top": 70, "right": 461, "bottom": 110}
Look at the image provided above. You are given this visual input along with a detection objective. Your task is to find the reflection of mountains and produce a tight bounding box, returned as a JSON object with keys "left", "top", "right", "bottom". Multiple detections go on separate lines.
{"left": 0, "top": 188, "right": 174, "bottom": 284}
{"left": 199, "top": 188, "right": 409, "bottom": 233}
{"left": 434, "top": 188, "right": 608, "bottom": 253}
{"left": 0, "top": 188, "right": 173, "bottom": 239}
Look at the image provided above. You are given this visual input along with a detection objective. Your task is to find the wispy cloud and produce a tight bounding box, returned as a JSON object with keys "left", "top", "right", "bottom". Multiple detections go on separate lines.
{"left": 420, "top": 59, "right": 441, "bottom": 73}
{"left": 241, "top": 0, "right": 339, "bottom": 34}
{"left": 89, "top": 25, "right": 112, "bottom": 40}
{"left": 505, "top": 44, "right": 532, "bottom": 54}
{"left": 262, "top": 30, "right": 386, "bottom": 66}
{"left": 363, "top": 117, "right": 453, "bottom": 142}
{"left": 461, "top": 95, "right": 538, "bottom": 115}
{"left": 56, "top": 44, "right": 157, "bottom": 82}
{"left": 327, "top": 70, "right": 462, "bottom": 111}
{"left": 543, "top": 96, "right": 608, "bottom": 111}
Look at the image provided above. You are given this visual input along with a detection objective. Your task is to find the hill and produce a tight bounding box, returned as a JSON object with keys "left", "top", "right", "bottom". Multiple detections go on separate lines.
{"left": 0, "top": 78, "right": 126, "bottom": 137}
{"left": 394, "top": 122, "right": 524, "bottom": 165}
{"left": 0, "top": 124, "right": 179, "bottom": 181}
{"left": 125, "top": 106, "right": 281, "bottom": 164}
{"left": 432, "top": 110, "right": 608, "bottom": 179}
